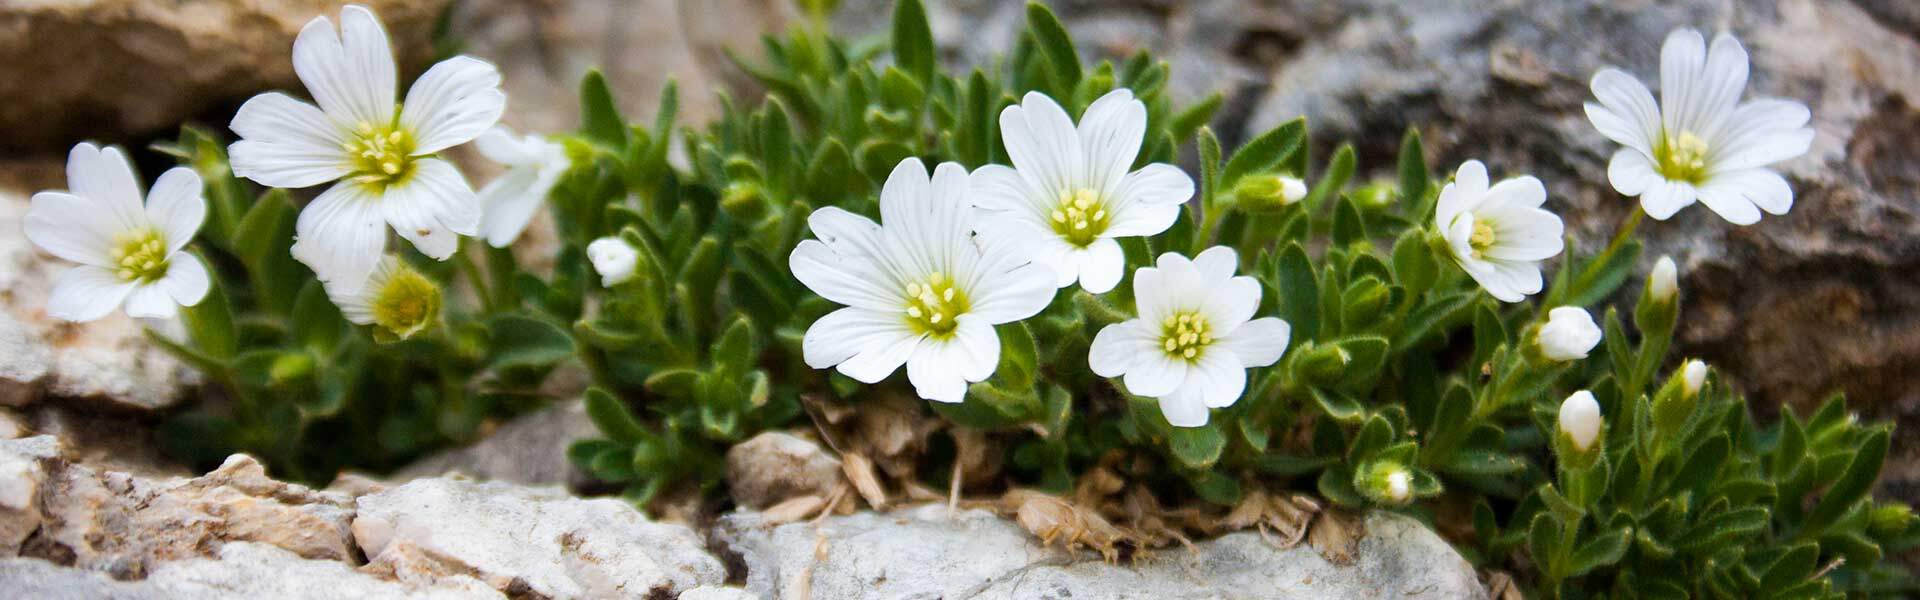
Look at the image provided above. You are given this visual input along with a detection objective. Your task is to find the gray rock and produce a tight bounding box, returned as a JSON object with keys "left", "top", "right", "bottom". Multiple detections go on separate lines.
{"left": 715, "top": 505, "right": 1484, "bottom": 599}
{"left": 392, "top": 398, "right": 599, "bottom": 488}
{"left": 726, "top": 431, "right": 844, "bottom": 510}
{"left": 0, "top": 542, "right": 499, "bottom": 599}
{"left": 352, "top": 477, "right": 727, "bottom": 599}
{"left": 680, "top": 586, "right": 761, "bottom": 600}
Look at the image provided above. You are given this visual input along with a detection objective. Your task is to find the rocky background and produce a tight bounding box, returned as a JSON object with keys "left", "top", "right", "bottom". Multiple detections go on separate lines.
{"left": 0, "top": 0, "right": 1916, "bottom": 597}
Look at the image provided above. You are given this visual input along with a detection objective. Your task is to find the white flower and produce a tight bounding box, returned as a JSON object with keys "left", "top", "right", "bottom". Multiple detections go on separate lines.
{"left": 1649, "top": 255, "right": 1678, "bottom": 302}
{"left": 1435, "top": 160, "right": 1564, "bottom": 303}
{"left": 1585, "top": 29, "right": 1814, "bottom": 225}
{"left": 1087, "top": 247, "right": 1290, "bottom": 427}
{"left": 972, "top": 89, "right": 1194, "bottom": 294}
{"left": 475, "top": 126, "right": 569, "bottom": 248}
{"left": 586, "top": 237, "right": 639, "bottom": 287}
{"left": 1536, "top": 306, "right": 1602, "bottom": 362}
{"left": 1558, "top": 390, "right": 1602, "bottom": 452}
{"left": 327, "top": 255, "right": 441, "bottom": 340}
{"left": 24, "top": 143, "right": 211, "bottom": 322}
{"left": 1681, "top": 359, "right": 1708, "bottom": 397}
{"left": 791, "top": 158, "right": 1057, "bottom": 403}
{"left": 228, "top": 4, "right": 506, "bottom": 293}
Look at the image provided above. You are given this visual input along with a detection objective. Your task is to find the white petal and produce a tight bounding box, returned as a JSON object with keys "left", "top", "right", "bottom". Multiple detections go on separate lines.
{"left": 1089, "top": 320, "right": 1155, "bottom": 377}
{"left": 1480, "top": 208, "right": 1564, "bottom": 262}
{"left": 24, "top": 191, "right": 117, "bottom": 266}
{"left": 967, "top": 258, "right": 1057, "bottom": 324}
{"left": 1203, "top": 276, "right": 1262, "bottom": 332}
{"left": 1103, "top": 200, "right": 1180, "bottom": 238}
{"left": 1639, "top": 180, "right": 1698, "bottom": 221}
{"left": 1157, "top": 388, "right": 1210, "bottom": 427}
{"left": 474, "top": 127, "right": 541, "bottom": 165}
{"left": 1077, "top": 237, "right": 1126, "bottom": 293}
{"left": 1703, "top": 168, "right": 1793, "bottom": 216}
{"left": 1192, "top": 246, "right": 1239, "bottom": 282}
{"left": 1218, "top": 318, "right": 1290, "bottom": 368}
{"left": 1434, "top": 160, "right": 1489, "bottom": 228}
{"left": 329, "top": 256, "right": 401, "bottom": 325}
{"left": 1683, "top": 32, "right": 1750, "bottom": 133}
{"left": 145, "top": 168, "right": 206, "bottom": 253}
{"left": 158, "top": 253, "right": 211, "bottom": 307}
{"left": 1078, "top": 89, "right": 1147, "bottom": 195}
{"left": 803, "top": 306, "right": 915, "bottom": 369}
{"left": 1124, "top": 353, "right": 1187, "bottom": 398}
{"left": 383, "top": 158, "right": 480, "bottom": 260}
{"left": 1478, "top": 175, "right": 1548, "bottom": 212}
{"left": 47, "top": 266, "right": 135, "bottom": 322}
{"left": 790, "top": 240, "right": 903, "bottom": 312}
{"left": 1030, "top": 236, "right": 1085, "bottom": 289}
{"left": 1001, "top": 92, "right": 1083, "bottom": 197}
{"left": 1189, "top": 351, "right": 1247, "bottom": 409}
{"left": 836, "top": 332, "right": 921, "bottom": 385}
{"left": 478, "top": 168, "right": 539, "bottom": 247}
{"left": 1607, "top": 149, "right": 1660, "bottom": 197}
{"left": 907, "top": 340, "right": 972, "bottom": 404}
{"left": 228, "top": 92, "right": 352, "bottom": 188}
{"left": 123, "top": 285, "right": 180, "bottom": 320}
{"left": 1710, "top": 99, "right": 1813, "bottom": 171}
{"left": 1132, "top": 264, "right": 1172, "bottom": 324}
{"left": 970, "top": 164, "right": 1047, "bottom": 218}
{"left": 293, "top": 6, "right": 397, "bottom": 126}
{"left": 1585, "top": 68, "right": 1660, "bottom": 154}
{"left": 943, "top": 318, "right": 1003, "bottom": 382}
{"left": 402, "top": 56, "right": 507, "bottom": 154}
{"left": 66, "top": 144, "right": 147, "bottom": 233}
{"left": 292, "top": 182, "right": 388, "bottom": 294}
{"left": 1658, "top": 28, "right": 1708, "bottom": 135}
{"left": 1110, "top": 162, "right": 1193, "bottom": 210}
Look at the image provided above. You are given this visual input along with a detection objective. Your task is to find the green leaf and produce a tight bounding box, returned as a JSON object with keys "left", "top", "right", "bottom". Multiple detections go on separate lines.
{"left": 1169, "top": 422, "right": 1227, "bottom": 469}
{"left": 1799, "top": 427, "right": 1890, "bottom": 539}
{"left": 994, "top": 322, "right": 1039, "bottom": 389}
{"left": 1187, "top": 471, "right": 1242, "bottom": 506}
{"left": 1335, "top": 335, "right": 1390, "bottom": 386}
{"left": 1472, "top": 303, "right": 1506, "bottom": 369}
{"left": 1391, "top": 229, "right": 1438, "bottom": 298}
{"left": 584, "top": 387, "right": 646, "bottom": 444}
{"left": 1349, "top": 414, "right": 1394, "bottom": 460}
{"left": 1567, "top": 526, "right": 1632, "bottom": 576}
{"left": 1024, "top": 2, "right": 1082, "bottom": 90}
{"left": 1443, "top": 450, "right": 1529, "bottom": 476}
{"left": 1317, "top": 466, "right": 1365, "bottom": 507}
{"left": 1331, "top": 196, "right": 1366, "bottom": 247}
{"left": 1221, "top": 118, "right": 1306, "bottom": 188}
{"left": 1301, "top": 144, "right": 1354, "bottom": 213}
{"left": 1273, "top": 243, "right": 1320, "bottom": 341}
{"left": 230, "top": 189, "right": 293, "bottom": 264}
{"left": 1760, "top": 543, "right": 1820, "bottom": 591}
{"left": 711, "top": 315, "right": 757, "bottom": 375}
{"left": 1310, "top": 387, "right": 1365, "bottom": 422}
{"left": 1253, "top": 454, "right": 1336, "bottom": 476}
{"left": 579, "top": 70, "right": 629, "bottom": 149}
{"left": 180, "top": 267, "right": 237, "bottom": 360}
{"left": 1197, "top": 127, "right": 1221, "bottom": 207}
{"left": 1396, "top": 127, "right": 1427, "bottom": 212}
{"left": 290, "top": 280, "right": 345, "bottom": 353}
{"left": 486, "top": 314, "right": 575, "bottom": 371}
{"left": 891, "top": 0, "right": 935, "bottom": 83}
{"left": 1169, "top": 93, "right": 1222, "bottom": 143}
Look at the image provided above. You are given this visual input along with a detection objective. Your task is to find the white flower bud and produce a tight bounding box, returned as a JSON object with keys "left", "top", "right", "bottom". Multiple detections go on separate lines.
{"left": 1536, "top": 306, "right": 1602, "bottom": 362}
{"left": 587, "top": 237, "right": 639, "bottom": 287}
{"left": 1649, "top": 255, "right": 1678, "bottom": 301}
{"left": 1681, "top": 359, "right": 1707, "bottom": 397}
{"left": 1278, "top": 176, "right": 1308, "bottom": 205}
{"left": 1385, "top": 469, "right": 1412, "bottom": 503}
{"left": 1558, "top": 390, "right": 1602, "bottom": 452}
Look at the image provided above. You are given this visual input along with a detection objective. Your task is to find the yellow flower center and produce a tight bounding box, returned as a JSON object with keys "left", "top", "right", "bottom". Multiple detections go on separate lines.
{"left": 904, "top": 271, "right": 969, "bottom": 337}
{"left": 1048, "top": 188, "right": 1110, "bottom": 247}
{"left": 1468, "top": 219, "right": 1497, "bottom": 257}
{"left": 1160, "top": 311, "right": 1214, "bottom": 362}
{"left": 110, "top": 227, "right": 169, "bottom": 283}
{"left": 371, "top": 265, "right": 441, "bottom": 340}
{"left": 1654, "top": 130, "right": 1710, "bottom": 184}
{"left": 344, "top": 119, "right": 418, "bottom": 191}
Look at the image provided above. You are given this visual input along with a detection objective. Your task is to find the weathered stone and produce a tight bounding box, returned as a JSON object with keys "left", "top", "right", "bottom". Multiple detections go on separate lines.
{"left": 0, "top": 437, "right": 357, "bottom": 578}
{"left": 727, "top": 431, "right": 844, "bottom": 510}
{"left": 0, "top": 0, "right": 451, "bottom": 155}
{"left": 0, "top": 542, "right": 499, "bottom": 599}
{"left": 392, "top": 398, "right": 598, "bottom": 488}
{"left": 352, "top": 477, "right": 727, "bottom": 599}
{"left": 716, "top": 504, "right": 1484, "bottom": 599}
{"left": 680, "top": 586, "right": 761, "bottom": 600}
{"left": 838, "top": 0, "right": 1920, "bottom": 504}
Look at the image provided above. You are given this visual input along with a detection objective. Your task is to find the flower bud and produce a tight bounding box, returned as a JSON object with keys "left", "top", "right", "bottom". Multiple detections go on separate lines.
{"left": 1231, "top": 174, "right": 1307, "bottom": 212}
{"left": 720, "top": 181, "right": 768, "bottom": 221}
{"left": 1648, "top": 255, "right": 1678, "bottom": 302}
{"left": 1533, "top": 306, "right": 1602, "bottom": 362}
{"left": 1558, "top": 390, "right": 1602, "bottom": 453}
{"left": 329, "top": 256, "right": 442, "bottom": 342}
{"left": 268, "top": 352, "right": 316, "bottom": 386}
{"left": 1295, "top": 342, "right": 1352, "bottom": 384}
{"left": 1357, "top": 461, "right": 1415, "bottom": 506}
{"left": 1871, "top": 503, "right": 1915, "bottom": 537}
{"left": 1355, "top": 180, "right": 1397, "bottom": 209}
{"left": 587, "top": 237, "right": 640, "bottom": 287}
{"left": 1680, "top": 359, "right": 1707, "bottom": 398}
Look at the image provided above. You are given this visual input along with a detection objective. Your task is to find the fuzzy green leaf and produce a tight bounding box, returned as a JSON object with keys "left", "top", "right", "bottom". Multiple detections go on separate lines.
{"left": 891, "top": 0, "right": 935, "bottom": 83}
{"left": 584, "top": 387, "right": 646, "bottom": 444}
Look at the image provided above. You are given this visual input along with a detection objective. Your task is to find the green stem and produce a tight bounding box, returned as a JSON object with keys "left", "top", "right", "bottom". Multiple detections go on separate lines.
{"left": 456, "top": 244, "right": 495, "bottom": 314}
{"left": 1192, "top": 204, "right": 1226, "bottom": 256}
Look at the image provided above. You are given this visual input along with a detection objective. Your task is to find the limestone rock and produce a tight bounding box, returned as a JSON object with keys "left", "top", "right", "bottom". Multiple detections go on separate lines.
{"left": 0, "top": 0, "right": 450, "bottom": 154}
{"left": 393, "top": 398, "right": 598, "bottom": 489}
{"left": 0, "top": 436, "right": 357, "bottom": 579}
{"left": 727, "top": 431, "right": 844, "bottom": 510}
{"left": 681, "top": 586, "right": 761, "bottom": 600}
{"left": 352, "top": 477, "right": 727, "bottom": 599}
{"left": 715, "top": 504, "right": 1485, "bottom": 599}
{"left": 0, "top": 542, "right": 499, "bottom": 599}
